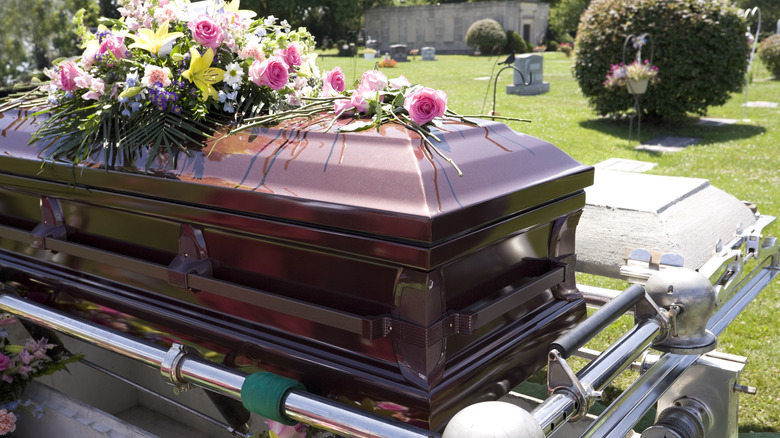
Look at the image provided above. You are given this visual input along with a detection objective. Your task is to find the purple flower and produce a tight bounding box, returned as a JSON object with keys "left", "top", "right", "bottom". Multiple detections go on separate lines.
{"left": 0, "top": 354, "right": 10, "bottom": 371}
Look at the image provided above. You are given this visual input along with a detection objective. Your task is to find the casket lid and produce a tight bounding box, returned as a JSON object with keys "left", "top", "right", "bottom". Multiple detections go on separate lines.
{"left": 0, "top": 110, "right": 592, "bottom": 244}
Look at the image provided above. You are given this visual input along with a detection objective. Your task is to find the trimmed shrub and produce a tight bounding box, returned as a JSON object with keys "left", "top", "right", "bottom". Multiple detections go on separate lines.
{"left": 547, "top": 40, "right": 559, "bottom": 52}
{"left": 505, "top": 30, "right": 530, "bottom": 54}
{"left": 758, "top": 35, "right": 780, "bottom": 79}
{"left": 465, "top": 18, "right": 507, "bottom": 55}
{"left": 573, "top": 0, "right": 748, "bottom": 120}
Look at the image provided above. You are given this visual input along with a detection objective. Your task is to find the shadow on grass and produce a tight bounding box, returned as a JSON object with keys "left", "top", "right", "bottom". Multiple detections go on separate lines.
{"left": 578, "top": 117, "right": 767, "bottom": 146}
{"left": 739, "top": 424, "right": 780, "bottom": 433}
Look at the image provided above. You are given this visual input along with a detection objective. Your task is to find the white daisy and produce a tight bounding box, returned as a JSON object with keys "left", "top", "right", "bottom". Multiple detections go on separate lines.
{"left": 223, "top": 62, "right": 244, "bottom": 87}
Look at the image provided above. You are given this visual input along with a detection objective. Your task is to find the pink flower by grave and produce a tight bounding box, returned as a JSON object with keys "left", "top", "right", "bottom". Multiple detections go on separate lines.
{"left": 357, "top": 69, "right": 387, "bottom": 94}
{"left": 267, "top": 420, "right": 307, "bottom": 438}
{"left": 59, "top": 61, "right": 84, "bottom": 92}
{"left": 188, "top": 14, "right": 224, "bottom": 49}
{"left": 98, "top": 34, "right": 127, "bottom": 59}
{"left": 0, "top": 353, "right": 10, "bottom": 371}
{"left": 389, "top": 75, "right": 411, "bottom": 90}
{"left": 276, "top": 42, "right": 302, "bottom": 69}
{"left": 249, "top": 56, "right": 289, "bottom": 90}
{"left": 321, "top": 66, "right": 346, "bottom": 97}
{"left": 142, "top": 65, "right": 172, "bottom": 88}
{"left": 404, "top": 87, "right": 447, "bottom": 125}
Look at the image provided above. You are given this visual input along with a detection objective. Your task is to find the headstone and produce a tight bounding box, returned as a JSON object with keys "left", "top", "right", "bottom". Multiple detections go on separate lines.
{"left": 421, "top": 46, "right": 436, "bottom": 61}
{"left": 506, "top": 54, "right": 550, "bottom": 95}
{"left": 390, "top": 44, "right": 408, "bottom": 62}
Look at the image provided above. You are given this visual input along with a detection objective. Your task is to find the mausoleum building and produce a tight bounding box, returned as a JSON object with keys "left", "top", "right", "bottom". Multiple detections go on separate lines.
{"left": 365, "top": 0, "right": 550, "bottom": 55}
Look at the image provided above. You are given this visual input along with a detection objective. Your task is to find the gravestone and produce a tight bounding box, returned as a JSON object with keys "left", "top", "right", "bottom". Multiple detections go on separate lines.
{"left": 506, "top": 54, "right": 550, "bottom": 95}
{"left": 390, "top": 44, "right": 408, "bottom": 62}
{"left": 421, "top": 46, "right": 436, "bottom": 61}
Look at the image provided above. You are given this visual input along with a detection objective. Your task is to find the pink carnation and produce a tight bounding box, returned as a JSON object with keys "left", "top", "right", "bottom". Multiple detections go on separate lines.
{"left": 98, "top": 34, "right": 127, "bottom": 60}
{"left": 333, "top": 98, "right": 354, "bottom": 116}
{"left": 239, "top": 43, "right": 264, "bottom": 61}
{"left": 154, "top": 4, "right": 180, "bottom": 23}
{"left": 350, "top": 91, "right": 370, "bottom": 114}
{"left": 249, "top": 56, "right": 289, "bottom": 90}
{"left": 321, "top": 66, "right": 346, "bottom": 97}
{"left": 59, "top": 61, "right": 84, "bottom": 92}
{"left": 0, "top": 410, "right": 16, "bottom": 435}
{"left": 404, "top": 87, "right": 447, "bottom": 125}
{"left": 188, "top": 14, "right": 224, "bottom": 49}
{"left": 142, "top": 65, "right": 172, "bottom": 88}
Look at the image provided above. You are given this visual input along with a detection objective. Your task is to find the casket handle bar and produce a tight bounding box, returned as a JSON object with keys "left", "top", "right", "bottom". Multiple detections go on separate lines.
{"left": 0, "top": 292, "right": 438, "bottom": 438}
{"left": 0, "top": 213, "right": 567, "bottom": 348}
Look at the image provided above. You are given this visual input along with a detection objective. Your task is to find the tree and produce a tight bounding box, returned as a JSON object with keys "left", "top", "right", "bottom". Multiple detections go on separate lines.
{"left": 549, "top": 0, "right": 591, "bottom": 39}
{"left": 0, "top": 0, "right": 99, "bottom": 87}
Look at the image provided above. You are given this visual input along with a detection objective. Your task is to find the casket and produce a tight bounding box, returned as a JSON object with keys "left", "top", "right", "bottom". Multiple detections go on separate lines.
{"left": 0, "top": 109, "right": 593, "bottom": 430}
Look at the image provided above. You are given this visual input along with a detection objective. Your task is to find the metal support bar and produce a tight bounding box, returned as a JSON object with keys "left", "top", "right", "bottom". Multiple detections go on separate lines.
{"left": 0, "top": 293, "right": 438, "bottom": 438}
{"left": 580, "top": 261, "right": 779, "bottom": 438}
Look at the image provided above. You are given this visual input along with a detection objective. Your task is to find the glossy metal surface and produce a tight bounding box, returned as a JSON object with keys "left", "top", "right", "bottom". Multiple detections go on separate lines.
{"left": 582, "top": 259, "right": 779, "bottom": 438}
{"left": 0, "top": 293, "right": 439, "bottom": 438}
{"left": 532, "top": 319, "right": 661, "bottom": 435}
{"left": 0, "top": 109, "right": 593, "bottom": 244}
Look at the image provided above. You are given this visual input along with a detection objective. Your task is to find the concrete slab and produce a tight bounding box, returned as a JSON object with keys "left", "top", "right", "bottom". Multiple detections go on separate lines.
{"left": 697, "top": 117, "right": 740, "bottom": 127}
{"left": 635, "top": 136, "right": 700, "bottom": 153}
{"left": 743, "top": 101, "right": 778, "bottom": 108}
{"left": 594, "top": 158, "right": 657, "bottom": 173}
{"left": 576, "top": 170, "right": 757, "bottom": 278}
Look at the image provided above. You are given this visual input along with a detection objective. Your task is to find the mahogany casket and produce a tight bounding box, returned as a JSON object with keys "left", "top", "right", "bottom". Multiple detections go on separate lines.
{"left": 0, "top": 110, "right": 593, "bottom": 430}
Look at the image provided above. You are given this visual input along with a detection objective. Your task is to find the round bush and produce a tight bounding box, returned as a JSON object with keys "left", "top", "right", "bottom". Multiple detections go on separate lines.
{"left": 505, "top": 30, "right": 529, "bottom": 54}
{"left": 573, "top": 0, "right": 748, "bottom": 120}
{"left": 758, "top": 35, "right": 780, "bottom": 79}
{"left": 465, "top": 18, "right": 507, "bottom": 55}
{"left": 547, "top": 40, "right": 559, "bottom": 52}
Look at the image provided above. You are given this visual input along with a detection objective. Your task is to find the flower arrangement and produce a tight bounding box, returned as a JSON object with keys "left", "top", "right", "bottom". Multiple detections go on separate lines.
{"left": 603, "top": 59, "right": 659, "bottom": 89}
{"left": 377, "top": 58, "right": 398, "bottom": 68}
{"left": 0, "top": 319, "right": 82, "bottom": 435}
{"left": 0, "top": 0, "right": 526, "bottom": 176}
{"left": 362, "top": 48, "right": 377, "bottom": 55}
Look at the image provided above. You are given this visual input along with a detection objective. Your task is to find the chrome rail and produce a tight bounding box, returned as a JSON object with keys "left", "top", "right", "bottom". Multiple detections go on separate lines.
{"left": 0, "top": 293, "right": 438, "bottom": 438}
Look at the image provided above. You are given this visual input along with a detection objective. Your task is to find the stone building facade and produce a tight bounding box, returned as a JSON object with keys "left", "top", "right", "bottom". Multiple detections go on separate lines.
{"left": 364, "top": 1, "right": 550, "bottom": 55}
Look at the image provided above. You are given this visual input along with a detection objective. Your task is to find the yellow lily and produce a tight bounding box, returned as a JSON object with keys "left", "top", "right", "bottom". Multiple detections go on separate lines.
{"left": 224, "top": 0, "right": 257, "bottom": 19}
{"left": 181, "top": 47, "right": 225, "bottom": 101}
{"left": 127, "top": 20, "right": 183, "bottom": 55}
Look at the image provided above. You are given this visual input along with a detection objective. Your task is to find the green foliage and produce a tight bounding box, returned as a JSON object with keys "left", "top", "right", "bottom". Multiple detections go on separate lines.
{"left": 573, "top": 0, "right": 749, "bottom": 120}
{"left": 465, "top": 18, "right": 507, "bottom": 55}
{"left": 733, "top": 0, "right": 780, "bottom": 38}
{"left": 549, "top": 0, "right": 592, "bottom": 39}
{"left": 240, "top": 0, "right": 395, "bottom": 45}
{"left": 505, "top": 30, "right": 530, "bottom": 54}
{"left": 547, "top": 40, "right": 559, "bottom": 52}
{"left": 0, "top": 0, "right": 99, "bottom": 87}
{"left": 758, "top": 35, "right": 780, "bottom": 78}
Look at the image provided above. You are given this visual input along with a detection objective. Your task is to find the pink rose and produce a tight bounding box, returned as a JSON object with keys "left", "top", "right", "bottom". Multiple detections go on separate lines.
{"left": 59, "top": 60, "right": 84, "bottom": 92}
{"left": 389, "top": 75, "right": 411, "bottom": 90}
{"left": 276, "top": 42, "right": 302, "bottom": 69}
{"left": 188, "top": 14, "right": 224, "bottom": 49}
{"left": 404, "top": 87, "right": 447, "bottom": 125}
{"left": 0, "top": 353, "right": 10, "bottom": 371}
{"left": 333, "top": 98, "right": 354, "bottom": 115}
{"left": 321, "top": 66, "right": 346, "bottom": 97}
{"left": 0, "top": 409, "right": 16, "bottom": 435}
{"left": 249, "top": 56, "right": 289, "bottom": 90}
{"left": 350, "top": 91, "right": 370, "bottom": 114}
{"left": 357, "top": 69, "right": 388, "bottom": 94}
{"left": 98, "top": 34, "right": 127, "bottom": 59}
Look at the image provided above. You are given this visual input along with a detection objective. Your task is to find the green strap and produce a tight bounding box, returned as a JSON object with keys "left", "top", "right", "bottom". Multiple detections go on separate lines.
{"left": 241, "top": 372, "right": 306, "bottom": 425}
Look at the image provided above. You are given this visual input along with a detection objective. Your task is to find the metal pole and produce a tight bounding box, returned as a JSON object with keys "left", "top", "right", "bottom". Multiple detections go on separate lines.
{"left": 0, "top": 293, "right": 438, "bottom": 438}
{"left": 580, "top": 262, "right": 779, "bottom": 438}
{"left": 531, "top": 318, "right": 662, "bottom": 436}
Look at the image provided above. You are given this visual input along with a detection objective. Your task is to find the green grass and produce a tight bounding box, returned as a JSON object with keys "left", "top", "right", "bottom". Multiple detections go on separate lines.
{"left": 316, "top": 52, "right": 780, "bottom": 431}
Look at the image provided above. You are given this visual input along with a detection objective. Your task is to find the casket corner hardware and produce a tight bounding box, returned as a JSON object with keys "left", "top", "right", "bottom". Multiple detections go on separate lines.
{"left": 30, "top": 196, "right": 68, "bottom": 251}
{"left": 167, "top": 224, "right": 213, "bottom": 290}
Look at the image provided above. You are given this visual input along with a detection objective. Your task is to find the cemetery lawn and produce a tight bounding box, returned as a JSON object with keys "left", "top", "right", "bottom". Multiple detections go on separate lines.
{"left": 317, "top": 53, "right": 780, "bottom": 432}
